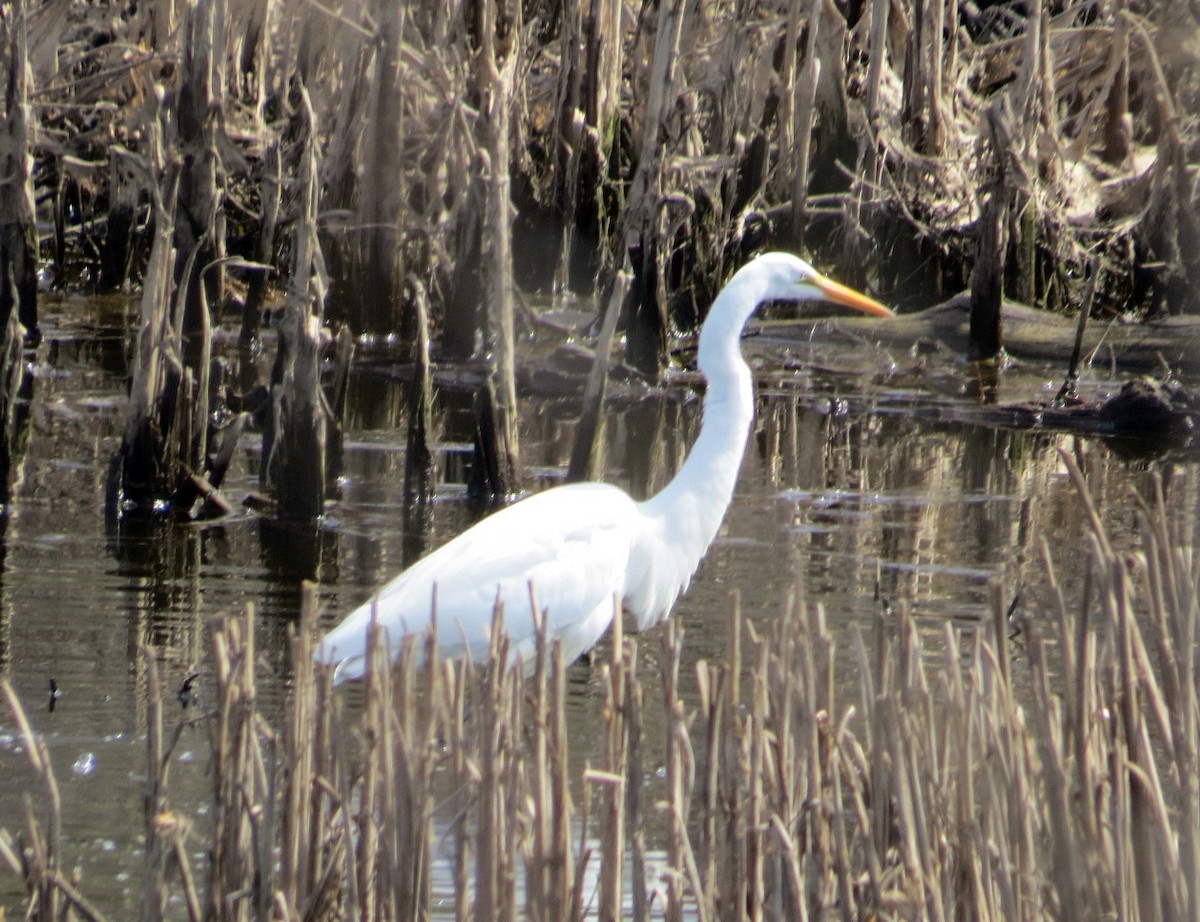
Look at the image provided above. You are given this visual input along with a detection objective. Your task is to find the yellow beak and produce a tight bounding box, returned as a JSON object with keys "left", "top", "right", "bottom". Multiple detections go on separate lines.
{"left": 811, "top": 274, "right": 893, "bottom": 318}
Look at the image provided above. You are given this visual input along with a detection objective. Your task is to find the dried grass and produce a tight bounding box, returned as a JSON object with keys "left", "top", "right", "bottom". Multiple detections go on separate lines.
{"left": 15, "top": 0, "right": 1194, "bottom": 516}
{"left": 20, "top": 1, "right": 1195, "bottom": 324}
{"left": 4, "top": 459, "right": 1199, "bottom": 920}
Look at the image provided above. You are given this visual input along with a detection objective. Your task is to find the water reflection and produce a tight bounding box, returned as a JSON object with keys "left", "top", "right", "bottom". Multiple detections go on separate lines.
{"left": 0, "top": 336, "right": 35, "bottom": 679}
{"left": 1, "top": 299, "right": 1199, "bottom": 916}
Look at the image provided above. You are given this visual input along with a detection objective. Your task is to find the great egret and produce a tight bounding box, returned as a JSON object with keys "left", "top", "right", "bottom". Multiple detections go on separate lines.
{"left": 318, "top": 252, "right": 891, "bottom": 681}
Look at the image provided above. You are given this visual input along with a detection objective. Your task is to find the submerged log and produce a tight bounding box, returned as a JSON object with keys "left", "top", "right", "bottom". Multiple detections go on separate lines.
{"left": 896, "top": 376, "right": 1199, "bottom": 451}
{"left": 764, "top": 295, "right": 1200, "bottom": 376}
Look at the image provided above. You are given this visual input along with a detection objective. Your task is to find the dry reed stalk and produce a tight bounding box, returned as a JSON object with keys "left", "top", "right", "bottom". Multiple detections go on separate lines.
{"left": 550, "top": 641, "right": 578, "bottom": 921}
{"left": 113, "top": 122, "right": 179, "bottom": 513}
{"left": 0, "top": 307, "right": 29, "bottom": 503}
{"left": 552, "top": 0, "right": 585, "bottom": 292}
{"left": 386, "top": 630, "right": 438, "bottom": 919}
{"left": 174, "top": 0, "right": 226, "bottom": 372}
{"left": 0, "top": 0, "right": 38, "bottom": 336}
{"left": 968, "top": 98, "right": 1012, "bottom": 360}
{"left": 553, "top": 0, "right": 622, "bottom": 291}
{"left": 142, "top": 655, "right": 171, "bottom": 922}
{"left": 524, "top": 599, "right": 551, "bottom": 918}
{"left": 623, "top": 0, "right": 685, "bottom": 376}
{"left": 718, "top": 586, "right": 748, "bottom": 918}
{"left": 353, "top": 0, "right": 406, "bottom": 335}
{"left": 239, "top": 136, "right": 280, "bottom": 347}
{"left": 354, "top": 609, "right": 392, "bottom": 922}
{"left": 658, "top": 620, "right": 691, "bottom": 922}
{"left": 1, "top": 681, "right": 64, "bottom": 920}
{"left": 595, "top": 601, "right": 627, "bottom": 922}
{"left": 324, "top": 324, "right": 355, "bottom": 489}
{"left": 475, "top": 0, "right": 522, "bottom": 498}
{"left": 263, "top": 83, "right": 329, "bottom": 519}
{"left": 476, "top": 600, "right": 514, "bottom": 922}
{"left": 788, "top": 0, "right": 824, "bottom": 248}
{"left": 520, "top": 593, "right": 581, "bottom": 922}
{"left": 403, "top": 275, "right": 436, "bottom": 508}
{"left": 624, "top": 617, "right": 648, "bottom": 922}
{"left": 279, "top": 583, "right": 318, "bottom": 917}
{"left": 8, "top": 456, "right": 1200, "bottom": 922}
{"left": 206, "top": 602, "right": 272, "bottom": 922}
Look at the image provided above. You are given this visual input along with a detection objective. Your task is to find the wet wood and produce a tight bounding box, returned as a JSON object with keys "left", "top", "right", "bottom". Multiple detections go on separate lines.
{"left": 98, "top": 147, "right": 139, "bottom": 293}
{"left": 915, "top": 377, "right": 1199, "bottom": 448}
{"left": 969, "top": 99, "right": 1014, "bottom": 360}
{"left": 764, "top": 296, "right": 1200, "bottom": 376}
{"left": 326, "top": 323, "right": 355, "bottom": 486}
{"left": 239, "top": 138, "right": 280, "bottom": 348}
{"left": 1059, "top": 255, "right": 1100, "bottom": 401}
{"left": 468, "top": 375, "right": 508, "bottom": 508}
{"left": 263, "top": 85, "right": 328, "bottom": 520}
{"left": 353, "top": 0, "right": 406, "bottom": 334}
{"left": 0, "top": 310, "right": 30, "bottom": 505}
{"left": 787, "top": 0, "right": 823, "bottom": 248}
{"left": 623, "top": 0, "right": 685, "bottom": 377}
{"left": 0, "top": 0, "right": 37, "bottom": 337}
{"left": 114, "top": 147, "right": 182, "bottom": 515}
{"left": 404, "top": 277, "right": 436, "bottom": 507}
{"left": 476, "top": 0, "right": 522, "bottom": 498}
{"left": 173, "top": 0, "right": 225, "bottom": 372}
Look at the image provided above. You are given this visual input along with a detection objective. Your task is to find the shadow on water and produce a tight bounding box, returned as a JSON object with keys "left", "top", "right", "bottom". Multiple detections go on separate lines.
{"left": 2, "top": 296, "right": 1200, "bottom": 914}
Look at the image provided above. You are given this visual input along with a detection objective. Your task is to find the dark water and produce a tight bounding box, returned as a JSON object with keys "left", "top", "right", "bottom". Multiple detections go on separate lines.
{"left": 1, "top": 296, "right": 1197, "bottom": 914}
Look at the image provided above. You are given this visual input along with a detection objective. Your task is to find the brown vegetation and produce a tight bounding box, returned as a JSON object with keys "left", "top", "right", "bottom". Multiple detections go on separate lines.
{"left": 3, "top": 455, "right": 1198, "bottom": 920}
{"left": 3, "top": 0, "right": 1196, "bottom": 515}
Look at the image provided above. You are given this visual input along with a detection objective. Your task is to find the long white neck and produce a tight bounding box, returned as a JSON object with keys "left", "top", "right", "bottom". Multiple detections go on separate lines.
{"left": 628, "top": 270, "right": 766, "bottom": 627}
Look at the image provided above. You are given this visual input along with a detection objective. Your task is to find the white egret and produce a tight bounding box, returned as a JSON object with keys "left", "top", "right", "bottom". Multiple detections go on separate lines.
{"left": 317, "top": 252, "right": 891, "bottom": 681}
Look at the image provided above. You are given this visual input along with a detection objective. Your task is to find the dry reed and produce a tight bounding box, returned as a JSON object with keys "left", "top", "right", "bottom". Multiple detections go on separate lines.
{"left": 10, "top": 1, "right": 1191, "bottom": 517}
{"left": 4, "top": 464, "right": 1199, "bottom": 920}
{"left": 22, "top": 1, "right": 1194, "bottom": 329}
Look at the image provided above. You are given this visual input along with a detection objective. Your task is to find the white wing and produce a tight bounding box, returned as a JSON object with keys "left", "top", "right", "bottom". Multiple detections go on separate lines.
{"left": 318, "top": 482, "right": 641, "bottom": 680}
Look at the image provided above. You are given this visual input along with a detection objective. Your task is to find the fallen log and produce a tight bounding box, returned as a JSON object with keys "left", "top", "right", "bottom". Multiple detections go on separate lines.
{"left": 762, "top": 294, "right": 1200, "bottom": 376}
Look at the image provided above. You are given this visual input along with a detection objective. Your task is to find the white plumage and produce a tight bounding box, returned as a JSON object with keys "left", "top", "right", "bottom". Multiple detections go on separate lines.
{"left": 317, "top": 252, "right": 891, "bottom": 681}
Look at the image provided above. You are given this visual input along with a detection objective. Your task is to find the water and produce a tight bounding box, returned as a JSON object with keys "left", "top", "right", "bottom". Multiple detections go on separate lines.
{"left": 1, "top": 295, "right": 1197, "bottom": 914}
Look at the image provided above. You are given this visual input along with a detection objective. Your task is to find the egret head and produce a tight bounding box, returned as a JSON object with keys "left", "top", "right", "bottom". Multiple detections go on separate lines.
{"left": 754, "top": 252, "right": 892, "bottom": 317}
